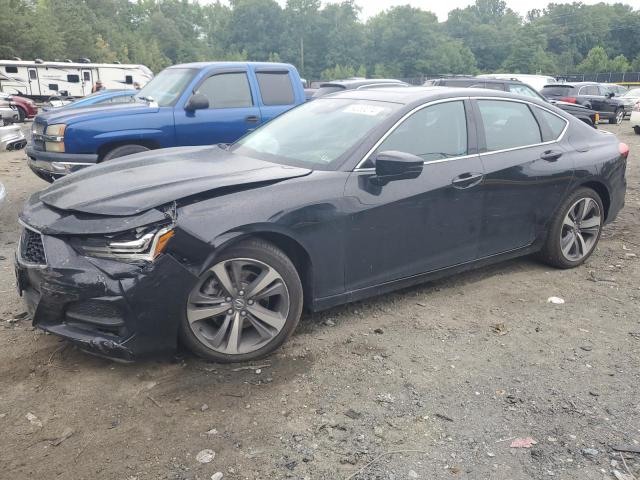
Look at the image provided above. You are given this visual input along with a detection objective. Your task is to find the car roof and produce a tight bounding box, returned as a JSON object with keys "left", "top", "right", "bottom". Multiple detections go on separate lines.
{"left": 545, "top": 82, "right": 596, "bottom": 87}
{"left": 169, "top": 61, "right": 295, "bottom": 70}
{"left": 319, "top": 79, "right": 407, "bottom": 88}
{"left": 326, "top": 86, "right": 551, "bottom": 107}
{"left": 436, "top": 77, "right": 525, "bottom": 85}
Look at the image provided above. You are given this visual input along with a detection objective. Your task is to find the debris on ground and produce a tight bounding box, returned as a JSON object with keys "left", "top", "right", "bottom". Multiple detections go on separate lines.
{"left": 211, "top": 473, "right": 223, "bottom": 480}
{"left": 581, "top": 447, "right": 599, "bottom": 458}
{"left": 51, "top": 427, "right": 74, "bottom": 446}
{"left": 25, "top": 412, "right": 42, "bottom": 428}
{"left": 612, "top": 445, "right": 640, "bottom": 454}
{"left": 510, "top": 437, "right": 537, "bottom": 448}
{"left": 196, "top": 449, "right": 216, "bottom": 464}
{"left": 547, "top": 296, "right": 565, "bottom": 305}
{"left": 491, "top": 323, "right": 508, "bottom": 335}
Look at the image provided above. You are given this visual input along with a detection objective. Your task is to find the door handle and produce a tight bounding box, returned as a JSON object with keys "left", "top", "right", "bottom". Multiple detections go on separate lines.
{"left": 245, "top": 115, "right": 259, "bottom": 123}
{"left": 451, "top": 172, "right": 484, "bottom": 189}
{"left": 540, "top": 150, "right": 562, "bottom": 162}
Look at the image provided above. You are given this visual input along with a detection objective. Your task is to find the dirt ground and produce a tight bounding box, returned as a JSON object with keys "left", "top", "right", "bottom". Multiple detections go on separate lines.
{"left": 0, "top": 123, "right": 639, "bottom": 480}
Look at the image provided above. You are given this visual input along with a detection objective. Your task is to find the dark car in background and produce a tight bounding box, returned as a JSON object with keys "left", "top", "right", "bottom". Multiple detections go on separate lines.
{"left": 426, "top": 77, "right": 600, "bottom": 127}
{"left": 541, "top": 82, "right": 625, "bottom": 124}
{"left": 311, "top": 78, "right": 409, "bottom": 98}
{"left": 16, "top": 87, "right": 627, "bottom": 363}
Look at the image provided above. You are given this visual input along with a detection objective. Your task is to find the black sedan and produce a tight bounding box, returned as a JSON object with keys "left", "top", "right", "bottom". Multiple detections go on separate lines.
{"left": 16, "top": 88, "right": 628, "bottom": 362}
{"left": 541, "top": 82, "right": 626, "bottom": 124}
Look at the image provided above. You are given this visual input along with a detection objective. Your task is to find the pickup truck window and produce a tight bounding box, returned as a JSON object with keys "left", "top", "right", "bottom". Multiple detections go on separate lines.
{"left": 196, "top": 73, "right": 253, "bottom": 109}
{"left": 256, "top": 72, "right": 295, "bottom": 106}
{"left": 135, "top": 67, "right": 197, "bottom": 107}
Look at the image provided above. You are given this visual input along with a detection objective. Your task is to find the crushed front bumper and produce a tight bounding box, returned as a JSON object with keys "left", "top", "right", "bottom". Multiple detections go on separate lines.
{"left": 15, "top": 230, "right": 197, "bottom": 361}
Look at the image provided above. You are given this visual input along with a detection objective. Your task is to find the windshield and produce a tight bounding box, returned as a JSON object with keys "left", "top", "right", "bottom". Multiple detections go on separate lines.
{"left": 541, "top": 85, "right": 573, "bottom": 96}
{"left": 232, "top": 98, "right": 399, "bottom": 168}
{"left": 135, "top": 68, "right": 197, "bottom": 107}
{"left": 623, "top": 88, "right": 640, "bottom": 97}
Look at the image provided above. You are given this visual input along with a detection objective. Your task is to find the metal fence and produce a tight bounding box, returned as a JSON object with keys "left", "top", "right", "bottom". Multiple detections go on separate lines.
{"left": 399, "top": 72, "right": 640, "bottom": 86}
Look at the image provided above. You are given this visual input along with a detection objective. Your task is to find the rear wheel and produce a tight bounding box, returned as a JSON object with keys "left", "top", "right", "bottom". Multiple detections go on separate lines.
{"left": 180, "top": 239, "right": 303, "bottom": 363}
{"left": 634, "top": 126, "right": 640, "bottom": 135}
{"left": 102, "top": 144, "right": 149, "bottom": 161}
{"left": 16, "top": 106, "right": 26, "bottom": 122}
{"left": 539, "top": 188, "right": 604, "bottom": 269}
{"left": 610, "top": 108, "right": 624, "bottom": 125}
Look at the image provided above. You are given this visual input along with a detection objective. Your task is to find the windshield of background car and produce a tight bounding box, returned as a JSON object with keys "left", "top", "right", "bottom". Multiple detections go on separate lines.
{"left": 232, "top": 98, "right": 399, "bottom": 168}
{"left": 542, "top": 85, "right": 574, "bottom": 96}
{"left": 623, "top": 88, "right": 640, "bottom": 97}
{"left": 135, "top": 68, "right": 197, "bottom": 107}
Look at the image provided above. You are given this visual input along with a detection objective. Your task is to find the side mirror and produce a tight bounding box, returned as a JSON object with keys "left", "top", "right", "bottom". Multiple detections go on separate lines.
{"left": 372, "top": 150, "right": 423, "bottom": 185}
{"left": 185, "top": 93, "right": 209, "bottom": 111}
{"left": 606, "top": 92, "right": 615, "bottom": 98}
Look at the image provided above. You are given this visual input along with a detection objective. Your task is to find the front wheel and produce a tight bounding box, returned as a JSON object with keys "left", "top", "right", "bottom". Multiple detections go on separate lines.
{"left": 610, "top": 108, "right": 624, "bottom": 125}
{"left": 180, "top": 239, "right": 303, "bottom": 363}
{"left": 102, "top": 144, "right": 149, "bottom": 161}
{"left": 538, "top": 188, "right": 604, "bottom": 269}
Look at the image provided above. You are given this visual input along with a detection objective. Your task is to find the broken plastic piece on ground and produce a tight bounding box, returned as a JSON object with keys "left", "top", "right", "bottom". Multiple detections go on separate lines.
{"left": 196, "top": 449, "right": 215, "bottom": 463}
{"left": 510, "top": 437, "right": 537, "bottom": 448}
{"left": 547, "top": 296, "right": 565, "bottom": 304}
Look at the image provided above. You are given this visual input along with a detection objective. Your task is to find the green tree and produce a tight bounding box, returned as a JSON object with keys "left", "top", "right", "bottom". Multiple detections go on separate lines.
{"left": 608, "top": 54, "right": 630, "bottom": 72}
{"left": 577, "top": 46, "right": 609, "bottom": 73}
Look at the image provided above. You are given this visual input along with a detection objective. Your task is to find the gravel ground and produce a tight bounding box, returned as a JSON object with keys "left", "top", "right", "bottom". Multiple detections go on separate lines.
{"left": 0, "top": 123, "right": 639, "bottom": 480}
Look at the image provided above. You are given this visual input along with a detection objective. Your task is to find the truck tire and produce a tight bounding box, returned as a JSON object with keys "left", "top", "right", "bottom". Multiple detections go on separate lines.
{"left": 102, "top": 144, "right": 149, "bottom": 161}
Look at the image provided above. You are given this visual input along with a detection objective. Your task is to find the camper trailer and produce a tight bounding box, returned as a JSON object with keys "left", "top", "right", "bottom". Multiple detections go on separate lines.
{"left": 0, "top": 59, "right": 153, "bottom": 101}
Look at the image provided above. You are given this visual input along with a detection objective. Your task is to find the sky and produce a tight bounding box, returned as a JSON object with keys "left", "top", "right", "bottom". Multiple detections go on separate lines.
{"left": 348, "top": 0, "right": 640, "bottom": 21}
{"left": 216, "top": 0, "right": 640, "bottom": 21}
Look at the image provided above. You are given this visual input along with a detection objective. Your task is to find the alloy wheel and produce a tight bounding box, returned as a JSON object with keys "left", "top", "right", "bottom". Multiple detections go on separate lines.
{"left": 616, "top": 109, "right": 624, "bottom": 124}
{"left": 186, "top": 257, "right": 290, "bottom": 355}
{"left": 560, "top": 197, "right": 602, "bottom": 262}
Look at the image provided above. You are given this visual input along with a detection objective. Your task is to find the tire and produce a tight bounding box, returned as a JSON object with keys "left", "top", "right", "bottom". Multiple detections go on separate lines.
{"left": 16, "top": 106, "right": 26, "bottom": 122}
{"left": 634, "top": 126, "right": 640, "bottom": 135}
{"left": 102, "top": 144, "right": 149, "bottom": 161}
{"left": 538, "top": 187, "right": 604, "bottom": 269}
{"left": 609, "top": 108, "right": 624, "bottom": 125}
{"left": 179, "top": 238, "right": 304, "bottom": 363}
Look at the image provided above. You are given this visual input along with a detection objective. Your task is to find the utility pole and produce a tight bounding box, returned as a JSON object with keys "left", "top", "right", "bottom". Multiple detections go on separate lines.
{"left": 300, "top": 37, "right": 304, "bottom": 76}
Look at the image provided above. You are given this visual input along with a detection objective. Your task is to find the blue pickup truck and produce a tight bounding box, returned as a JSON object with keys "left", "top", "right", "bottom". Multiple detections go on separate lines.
{"left": 26, "top": 62, "right": 306, "bottom": 182}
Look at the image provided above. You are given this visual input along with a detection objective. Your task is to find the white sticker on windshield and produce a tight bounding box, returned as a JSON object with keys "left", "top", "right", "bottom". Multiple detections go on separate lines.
{"left": 343, "top": 104, "right": 388, "bottom": 116}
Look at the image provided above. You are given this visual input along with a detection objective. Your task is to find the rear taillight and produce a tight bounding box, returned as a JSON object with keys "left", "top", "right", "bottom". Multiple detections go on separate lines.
{"left": 560, "top": 97, "right": 577, "bottom": 103}
{"left": 633, "top": 101, "right": 640, "bottom": 112}
{"left": 619, "top": 142, "right": 629, "bottom": 158}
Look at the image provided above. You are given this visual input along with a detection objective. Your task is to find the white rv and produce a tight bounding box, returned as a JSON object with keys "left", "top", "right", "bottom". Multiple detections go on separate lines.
{"left": 0, "top": 59, "right": 153, "bottom": 100}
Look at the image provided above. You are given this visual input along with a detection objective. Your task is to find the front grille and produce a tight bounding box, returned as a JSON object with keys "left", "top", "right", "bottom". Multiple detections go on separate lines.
{"left": 65, "top": 300, "right": 124, "bottom": 327}
{"left": 20, "top": 227, "right": 46, "bottom": 265}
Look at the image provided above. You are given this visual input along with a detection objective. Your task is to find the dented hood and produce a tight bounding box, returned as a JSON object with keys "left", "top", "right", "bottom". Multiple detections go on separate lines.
{"left": 37, "top": 146, "right": 311, "bottom": 216}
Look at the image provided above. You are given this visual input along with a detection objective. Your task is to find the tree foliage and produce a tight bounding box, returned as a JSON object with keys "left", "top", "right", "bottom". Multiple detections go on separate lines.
{"left": 0, "top": 0, "right": 638, "bottom": 78}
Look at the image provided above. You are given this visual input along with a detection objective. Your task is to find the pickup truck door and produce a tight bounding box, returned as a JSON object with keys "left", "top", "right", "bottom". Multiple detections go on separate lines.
{"left": 174, "top": 69, "right": 262, "bottom": 146}
{"left": 252, "top": 69, "right": 301, "bottom": 123}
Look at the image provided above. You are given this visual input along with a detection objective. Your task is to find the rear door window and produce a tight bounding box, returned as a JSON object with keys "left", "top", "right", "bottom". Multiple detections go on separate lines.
{"left": 477, "top": 100, "right": 542, "bottom": 151}
{"left": 256, "top": 71, "right": 295, "bottom": 106}
{"left": 377, "top": 100, "right": 468, "bottom": 162}
{"left": 534, "top": 107, "right": 568, "bottom": 141}
{"left": 196, "top": 72, "right": 253, "bottom": 109}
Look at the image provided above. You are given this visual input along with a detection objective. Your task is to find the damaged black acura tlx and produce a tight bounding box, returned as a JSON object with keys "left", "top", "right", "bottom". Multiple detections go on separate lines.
{"left": 16, "top": 88, "right": 627, "bottom": 362}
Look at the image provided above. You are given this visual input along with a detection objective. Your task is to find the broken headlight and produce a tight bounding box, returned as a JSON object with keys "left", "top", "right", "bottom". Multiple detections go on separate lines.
{"left": 72, "top": 224, "right": 175, "bottom": 262}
